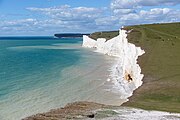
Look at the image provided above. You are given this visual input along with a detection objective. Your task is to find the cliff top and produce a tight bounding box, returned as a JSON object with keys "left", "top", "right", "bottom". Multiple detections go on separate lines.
{"left": 122, "top": 22, "right": 180, "bottom": 113}
{"left": 85, "top": 22, "right": 180, "bottom": 113}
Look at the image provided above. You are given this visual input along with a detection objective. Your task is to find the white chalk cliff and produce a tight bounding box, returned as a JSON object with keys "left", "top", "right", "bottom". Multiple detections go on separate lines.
{"left": 82, "top": 28, "right": 145, "bottom": 100}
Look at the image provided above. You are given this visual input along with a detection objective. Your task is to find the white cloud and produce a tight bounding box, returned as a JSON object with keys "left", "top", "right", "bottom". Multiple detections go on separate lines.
{"left": 118, "top": 8, "right": 180, "bottom": 25}
{"left": 120, "top": 13, "right": 140, "bottom": 21}
{"left": 110, "top": 0, "right": 180, "bottom": 26}
{"left": 113, "top": 9, "right": 136, "bottom": 15}
{"left": 0, "top": 19, "right": 40, "bottom": 35}
{"left": 0, "top": 5, "right": 107, "bottom": 35}
{"left": 139, "top": 8, "right": 171, "bottom": 17}
{"left": 0, "top": 19, "right": 37, "bottom": 28}
{"left": 25, "top": 5, "right": 121, "bottom": 33}
{"left": 0, "top": 2, "right": 180, "bottom": 35}
{"left": 138, "top": 0, "right": 180, "bottom": 6}
{"left": 111, "top": 0, "right": 137, "bottom": 9}
{"left": 27, "top": 5, "right": 102, "bottom": 21}
{"left": 111, "top": 0, "right": 180, "bottom": 10}
{"left": 95, "top": 16, "right": 119, "bottom": 26}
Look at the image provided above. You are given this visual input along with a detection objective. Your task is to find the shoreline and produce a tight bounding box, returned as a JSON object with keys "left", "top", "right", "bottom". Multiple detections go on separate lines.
{"left": 23, "top": 101, "right": 180, "bottom": 120}
{"left": 82, "top": 27, "right": 145, "bottom": 103}
{"left": 22, "top": 28, "right": 147, "bottom": 119}
{"left": 23, "top": 22, "right": 180, "bottom": 119}
{"left": 121, "top": 23, "right": 180, "bottom": 113}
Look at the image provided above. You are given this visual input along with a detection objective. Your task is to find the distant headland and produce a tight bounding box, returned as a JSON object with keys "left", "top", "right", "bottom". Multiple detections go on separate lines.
{"left": 54, "top": 33, "right": 90, "bottom": 38}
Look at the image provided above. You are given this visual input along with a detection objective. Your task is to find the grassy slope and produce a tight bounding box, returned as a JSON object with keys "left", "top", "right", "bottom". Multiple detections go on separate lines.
{"left": 122, "top": 22, "right": 180, "bottom": 113}
{"left": 90, "top": 22, "right": 180, "bottom": 113}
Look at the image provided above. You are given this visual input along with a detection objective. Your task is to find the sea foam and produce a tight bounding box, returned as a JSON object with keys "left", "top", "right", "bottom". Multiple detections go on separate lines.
{"left": 82, "top": 28, "right": 145, "bottom": 101}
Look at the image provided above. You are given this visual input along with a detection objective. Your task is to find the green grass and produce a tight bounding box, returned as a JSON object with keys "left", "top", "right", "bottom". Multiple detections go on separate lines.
{"left": 90, "top": 22, "right": 180, "bottom": 113}
{"left": 122, "top": 22, "right": 180, "bottom": 113}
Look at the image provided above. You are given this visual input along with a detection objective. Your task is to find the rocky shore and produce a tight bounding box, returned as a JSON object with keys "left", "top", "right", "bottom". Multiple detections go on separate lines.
{"left": 23, "top": 101, "right": 180, "bottom": 120}
{"left": 23, "top": 102, "right": 111, "bottom": 120}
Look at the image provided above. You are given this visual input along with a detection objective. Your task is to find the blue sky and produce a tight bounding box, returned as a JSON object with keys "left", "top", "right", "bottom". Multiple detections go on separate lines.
{"left": 0, "top": 0, "right": 180, "bottom": 36}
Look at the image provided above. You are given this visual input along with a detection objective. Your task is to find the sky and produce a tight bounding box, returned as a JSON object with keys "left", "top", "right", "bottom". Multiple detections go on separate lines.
{"left": 0, "top": 0, "right": 180, "bottom": 36}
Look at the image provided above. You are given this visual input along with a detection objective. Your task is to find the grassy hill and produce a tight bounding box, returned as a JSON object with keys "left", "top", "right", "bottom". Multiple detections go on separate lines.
{"left": 123, "top": 22, "right": 180, "bottom": 113}
{"left": 91, "top": 22, "right": 180, "bottom": 113}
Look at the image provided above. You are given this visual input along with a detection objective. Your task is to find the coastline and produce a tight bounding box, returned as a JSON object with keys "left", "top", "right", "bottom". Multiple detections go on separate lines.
{"left": 23, "top": 22, "right": 180, "bottom": 119}
{"left": 82, "top": 23, "right": 180, "bottom": 113}
{"left": 82, "top": 27, "right": 145, "bottom": 103}
{"left": 24, "top": 101, "right": 180, "bottom": 120}
{"left": 22, "top": 28, "right": 147, "bottom": 120}
{"left": 122, "top": 23, "right": 180, "bottom": 113}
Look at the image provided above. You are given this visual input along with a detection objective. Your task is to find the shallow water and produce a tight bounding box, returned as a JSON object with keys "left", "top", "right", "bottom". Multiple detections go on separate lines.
{"left": 0, "top": 37, "right": 122, "bottom": 120}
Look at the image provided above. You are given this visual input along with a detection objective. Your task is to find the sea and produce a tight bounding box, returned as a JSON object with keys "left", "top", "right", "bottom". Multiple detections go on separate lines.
{"left": 0, "top": 37, "right": 122, "bottom": 120}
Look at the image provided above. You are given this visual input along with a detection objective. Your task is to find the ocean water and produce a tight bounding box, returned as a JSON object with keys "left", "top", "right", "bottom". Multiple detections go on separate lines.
{"left": 0, "top": 37, "right": 122, "bottom": 120}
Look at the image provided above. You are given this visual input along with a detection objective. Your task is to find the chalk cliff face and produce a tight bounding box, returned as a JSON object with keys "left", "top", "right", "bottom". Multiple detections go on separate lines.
{"left": 82, "top": 28, "right": 145, "bottom": 100}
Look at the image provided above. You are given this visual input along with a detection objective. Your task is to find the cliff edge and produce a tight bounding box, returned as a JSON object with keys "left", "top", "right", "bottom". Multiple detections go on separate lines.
{"left": 83, "top": 28, "right": 145, "bottom": 101}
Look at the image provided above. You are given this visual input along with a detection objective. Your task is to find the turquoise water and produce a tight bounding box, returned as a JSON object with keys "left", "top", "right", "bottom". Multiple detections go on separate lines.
{"left": 0, "top": 37, "right": 121, "bottom": 120}
{"left": 0, "top": 37, "right": 80, "bottom": 98}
